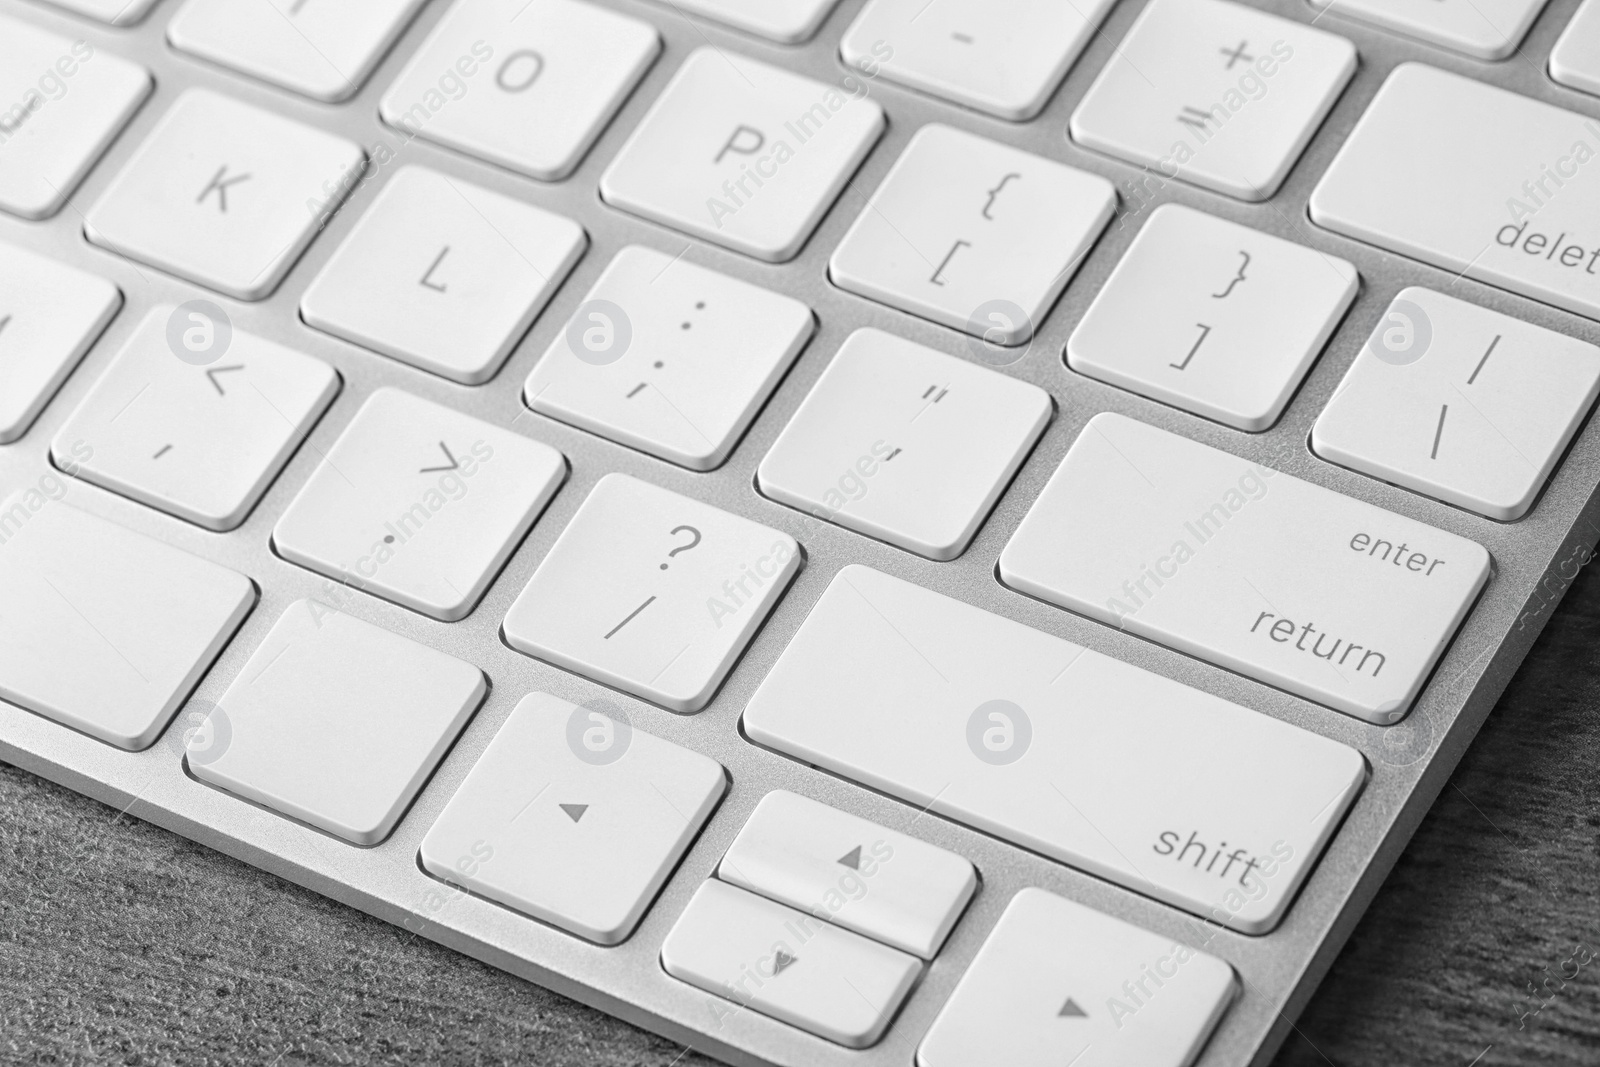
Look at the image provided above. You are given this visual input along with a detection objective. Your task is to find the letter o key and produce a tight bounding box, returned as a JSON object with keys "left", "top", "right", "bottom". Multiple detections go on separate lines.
{"left": 497, "top": 49, "right": 545, "bottom": 93}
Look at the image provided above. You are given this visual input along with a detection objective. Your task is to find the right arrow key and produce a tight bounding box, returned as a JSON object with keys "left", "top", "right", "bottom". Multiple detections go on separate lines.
{"left": 919, "top": 888, "right": 1236, "bottom": 1067}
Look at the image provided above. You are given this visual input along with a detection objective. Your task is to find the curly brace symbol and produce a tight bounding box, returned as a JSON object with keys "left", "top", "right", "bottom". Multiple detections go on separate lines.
{"left": 1212, "top": 250, "right": 1251, "bottom": 299}
{"left": 982, "top": 173, "right": 1021, "bottom": 220}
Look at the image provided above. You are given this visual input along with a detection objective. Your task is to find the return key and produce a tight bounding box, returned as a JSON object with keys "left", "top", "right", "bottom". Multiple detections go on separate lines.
{"left": 999, "top": 413, "right": 1490, "bottom": 723}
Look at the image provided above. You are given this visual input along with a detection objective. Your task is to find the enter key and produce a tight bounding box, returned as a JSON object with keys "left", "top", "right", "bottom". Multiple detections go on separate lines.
{"left": 999, "top": 412, "right": 1491, "bottom": 723}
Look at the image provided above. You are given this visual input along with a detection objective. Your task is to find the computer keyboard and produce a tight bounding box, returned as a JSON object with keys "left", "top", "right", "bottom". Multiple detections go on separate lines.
{"left": 3, "top": 2, "right": 1600, "bottom": 1066}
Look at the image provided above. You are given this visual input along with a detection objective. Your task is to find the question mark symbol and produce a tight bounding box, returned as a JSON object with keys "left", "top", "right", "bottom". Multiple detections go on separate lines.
{"left": 661, "top": 525, "right": 701, "bottom": 570}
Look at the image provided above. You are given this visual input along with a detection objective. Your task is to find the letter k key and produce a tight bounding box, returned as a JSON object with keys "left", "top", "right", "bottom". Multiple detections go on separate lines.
{"left": 198, "top": 164, "right": 251, "bottom": 212}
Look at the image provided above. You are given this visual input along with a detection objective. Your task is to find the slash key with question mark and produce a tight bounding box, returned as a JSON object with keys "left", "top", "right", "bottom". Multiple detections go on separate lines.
{"left": 660, "top": 525, "right": 700, "bottom": 569}
{"left": 601, "top": 524, "right": 702, "bottom": 640}
{"left": 504, "top": 474, "right": 800, "bottom": 712}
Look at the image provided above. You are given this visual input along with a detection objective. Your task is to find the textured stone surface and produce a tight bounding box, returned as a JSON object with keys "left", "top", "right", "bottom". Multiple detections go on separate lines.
{"left": 5, "top": 563, "right": 1599, "bottom": 1067}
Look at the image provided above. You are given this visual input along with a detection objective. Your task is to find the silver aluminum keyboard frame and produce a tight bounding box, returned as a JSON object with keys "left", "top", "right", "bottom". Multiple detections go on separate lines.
{"left": 3, "top": 1, "right": 1598, "bottom": 1064}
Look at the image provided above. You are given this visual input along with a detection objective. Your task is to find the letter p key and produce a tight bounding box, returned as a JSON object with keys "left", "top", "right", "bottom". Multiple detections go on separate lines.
{"left": 715, "top": 124, "right": 765, "bottom": 164}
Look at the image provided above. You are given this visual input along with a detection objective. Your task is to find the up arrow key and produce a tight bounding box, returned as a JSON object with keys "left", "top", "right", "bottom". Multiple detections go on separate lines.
{"left": 1058, "top": 997, "right": 1087, "bottom": 1018}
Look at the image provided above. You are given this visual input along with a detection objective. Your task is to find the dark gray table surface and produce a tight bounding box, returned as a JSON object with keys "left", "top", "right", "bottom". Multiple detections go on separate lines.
{"left": 4, "top": 555, "right": 1598, "bottom": 1067}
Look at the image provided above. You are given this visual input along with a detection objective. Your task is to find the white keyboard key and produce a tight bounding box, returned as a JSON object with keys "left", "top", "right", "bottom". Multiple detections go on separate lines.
{"left": 502, "top": 473, "right": 799, "bottom": 713}
{"left": 757, "top": 328, "right": 1051, "bottom": 560}
{"left": 420, "top": 691, "right": 725, "bottom": 945}
{"left": 1312, "top": 65, "right": 1600, "bottom": 323}
{"left": 718, "top": 790, "right": 976, "bottom": 959}
{"left": 829, "top": 124, "right": 1115, "bottom": 345}
{"left": 273, "top": 389, "right": 566, "bottom": 621}
{"left": 0, "top": 493, "right": 253, "bottom": 750}
{"left": 840, "top": 0, "right": 1115, "bottom": 120}
{"left": 1067, "top": 204, "right": 1359, "bottom": 432}
{"left": 380, "top": 0, "right": 659, "bottom": 182}
{"left": 1313, "top": 288, "right": 1600, "bottom": 521}
{"left": 661, "top": 879, "right": 920, "bottom": 1048}
{"left": 301, "top": 166, "right": 586, "bottom": 385}
{"left": 526, "top": 245, "right": 813, "bottom": 471}
{"left": 0, "top": 243, "right": 121, "bottom": 444}
{"left": 918, "top": 888, "right": 1236, "bottom": 1067}
{"left": 192, "top": 600, "right": 485, "bottom": 845}
{"left": 600, "top": 48, "right": 885, "bottom": 263}
{"left": 51, "top": 305, "right": 340, "bottom": 531}
{"left": 1552, "top": 0, "right": 1600, "bottom": 96}
{"left": 1000, "top": 413, "right": 1491, "bottom": 724}
{"left": 1070, "top": 0, "right": 1356, "bottom": 201}
{"left": 32, "top": 0, "right": 160, "bottom": 24}
{"left": 657, "top": 0, "right": 839, "bottom": 43}
{"left": 1311, "top": 0, "right": 1546, "bottom": 61}
{"left": 84, "top": 88, "right": 365, "bottom": 300}
{"left": 744, "top": 565, "right": 1365, "bottom": 934}
{"left": 167, "top": 0, "right": 425, "bottom": 103}
{"left": 0, "top": 18, "right": 151, "bottom": 220}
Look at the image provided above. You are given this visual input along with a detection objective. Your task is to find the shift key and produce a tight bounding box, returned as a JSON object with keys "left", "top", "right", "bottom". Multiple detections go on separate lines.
{"left": 999, "top": 413, "right": 1490, "bottom": 723}
{"left": 1311, "top": 63, "right": 1600, "bottom": 322}
{"left": 743, "top": 565, "right": 1366, "bottom": 934}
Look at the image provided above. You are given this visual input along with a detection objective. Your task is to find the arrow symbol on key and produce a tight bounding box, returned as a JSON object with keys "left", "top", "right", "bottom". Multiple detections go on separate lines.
{"left": 205, "top": 365, "right": 245, "bottom": 395}
{"left": 420, "top": 441, "right": 459, "bottom": 473}
{"left": 837, "top": 846, "right": 862, "bottom": 870}
{"left": 772, "top": 950, "right": 798, "bottom": 975}
{"left": 559, "top": 804, "right": 589, "bottom": 823}
{"left": 1058, "top": 997, "right": 1088, "bottom": 1018}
